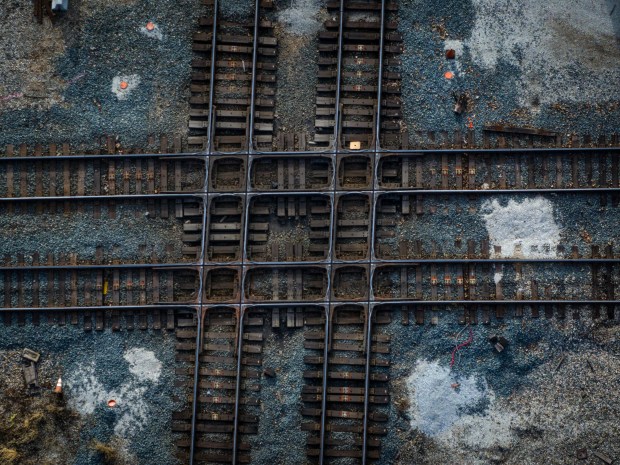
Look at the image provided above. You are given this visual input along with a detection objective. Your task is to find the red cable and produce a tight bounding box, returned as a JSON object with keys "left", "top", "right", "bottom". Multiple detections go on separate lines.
{"left": 450, "top": 327, "right": 473, "bottom": 368}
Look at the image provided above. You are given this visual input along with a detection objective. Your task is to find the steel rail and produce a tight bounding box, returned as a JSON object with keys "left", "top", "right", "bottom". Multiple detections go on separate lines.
{"left": 0, "top": 304, "right": 197, "bottom": 312}
{"left": 215, "top": 146, "right": 620, "bottom": 156}
{"left": 205, "top": 0, "right": 219, "bottom": 155}
{"left": 233, "top": 2, "right": 263, "bottom": 461}
{"left": 361, "top": 304, "right": 375, "bottom": 465}
{"left": 373, "top": 0, "right": 386, "bottom": 153}
{"left": 197, "top": 299, "right": 620, "bottom": 309}
{"left": 0, "top": 263, "right": 200, "bottom": 271}
{"left": 363, "top": 1, "right": 386, "bottom": 460}
{"left": 371, "top": 187, "right": 620, "bottom": 194}
{"left": 189, "top": 194, "right": 210, "bottom": 465}
{"left": 0, "top": 153, "right": 205, "bottom": 162}
{"left": 246, "top": 0, "right": 261, "bottom": 154}
{"left": 201, "top": 185, "right": 620, "bottom": 196}
{"left": 0, "top": 193, "right": 204, "bottom": 202}
{"left": 318, "top": 302, "right": 330, "bottom": 465}
{"left": 190, "top": 0, "right": 218, "bottom": 456}
{"left": 370, "top": 258, "right": 620, "bottom": 264}
{"left": 232, "top": 185, "right": 253, "bottom": 464}
{"left": 371, "top": 299, "right": 620, "bottom": 306}
{"left": 376, "top": 146, "right": 620, "bottom": 155}
{"left": 3, "top": 146, "right": 617, "bottom": 161}
{"left": 231, "top": 305, "right": 246, "bottom": 465}
{"left": 207, "top": 257, "right": 620, "bottom": 269}
{"left": 332, "top": 0, "right": 345, "bottom": 151}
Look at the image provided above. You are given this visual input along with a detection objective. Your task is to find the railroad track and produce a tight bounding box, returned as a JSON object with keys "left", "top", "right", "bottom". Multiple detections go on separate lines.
{"left": 378, "top": 146, "right": 620, "bottom": 192}
{"left": 200, "top": 262, "right": 618, "bottom": 316}
{"left": 0, "top": 136, "right": 206, "bottom": 237}
{"left": 314, "top": 0, "right": 403, "bottom": 150}
{"left": 302, "top": 305, "right": 391, "bottom": 463}
{"left": 0, "top": 152, "right": 202, "bottom": 198}
{"left": 201, "top": 146, "right": 620, "bottom": 196}
{"left": 0, "top": 258, "right": 198, "bottom": 329}
{"left": 174, "top": 307, "right": 265, "bottom": 464}
{"left": 190, "top": 0, "right": 278, "bottom": 153}
{"left": 245, "top": 195, "right": 332, "bottom": 262}
{"left": 249, "top": 156, "right": 333, "bottom": 191}
{"left": 7, "top": 0, "right": 620, "bottom": 463}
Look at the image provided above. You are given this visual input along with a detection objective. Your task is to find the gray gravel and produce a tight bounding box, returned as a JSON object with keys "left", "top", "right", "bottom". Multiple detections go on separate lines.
{"left": 0, "top": 0, "right": 203, "bottom": 149}
{"left": 247, "top": 327, "right": 310, "bottom": 464}
{"left": 397, "top": 0, "right": 620, "bottom": 146}
{"left": 381, "top": 310, "right": 620, "bottom": 465}
{"left": 0, "top": 322, "right": 182, "bottom": 465}
{"left": 0, "top": 203, "right": 185, "bottom": 263}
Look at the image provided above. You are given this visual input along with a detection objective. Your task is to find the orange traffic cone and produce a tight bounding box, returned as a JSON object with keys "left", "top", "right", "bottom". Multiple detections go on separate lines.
{"left": 54, "top": 377, "right": 62, "bottom": 394}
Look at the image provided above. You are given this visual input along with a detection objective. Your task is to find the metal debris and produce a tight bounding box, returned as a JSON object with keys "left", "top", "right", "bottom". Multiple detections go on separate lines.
{"left": 452, "top": 93, "right": 468, "bottom": 115}
{"left": 22, "top": 348, "right": 40, "bottom": 363}
{"left": 593, "top": 451, "right": 613, "bottom": 464}
{"left": 22, "top": 349, "right": 41, "bottom": 391}
{"left": 488, "top": 335, "right": 508, "bottom": 353}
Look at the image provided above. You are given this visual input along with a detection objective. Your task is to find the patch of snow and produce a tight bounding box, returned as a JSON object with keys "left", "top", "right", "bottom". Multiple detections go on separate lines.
{"left": 111, "top": 74, "right": 140, "bottom": 100}
{"left": 406, "top": 360, "right": 517, "bottom": 449}
{"left": 124, "top": 348, "right": 162, "bottom": 382}
{"left": 406, "top": 360, "right": 489, "bottom": 436}
{"left": 66, "top": 363, "right": 107, "bottom": 415}
{"left": 480, "top": 197, "right": 560, "bottom": 258}
{"left": 66, "top": 348, "right": 163, "bottom": 437}
{"left": 465, "top": 0, "right": 619, "bottom": 104}
{"left": 113, "top": 385, "right": 150, "bottom": 436}
{"left": 277, "top": 0, "right": 323, "bottom": 36}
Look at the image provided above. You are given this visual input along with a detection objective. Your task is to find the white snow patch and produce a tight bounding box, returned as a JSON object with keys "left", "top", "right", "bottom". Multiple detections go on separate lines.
{"left": 406, "top": 360, "right": 517, "bottom": 449}
{"left": 124, "top": 347, "right": 162, "bottom": 382}
{"left": 481, "top": 197, "right": 560, "bottom": 258}
{"left": 277, "top": 0, "right": 323, "bottom": 36}
{"left": 494, "top": 270, "right": 503, "bottom": 285}
{"left": 66, "top": 363, "right": 107, "bottom": 415}
{"left": 66, "top": 348, "right": 163, "bottom": 437}
{"left": 465, "top": 0, "right": 620, "bottom": 104}
{"left": 111, "top": 74, "right": 140, "bottom": 100}
{"left": 139, "top": 23, "right": 163, "bottom": 40}
{"left": 407, "top": 360, "right": 488, "bottom": 436}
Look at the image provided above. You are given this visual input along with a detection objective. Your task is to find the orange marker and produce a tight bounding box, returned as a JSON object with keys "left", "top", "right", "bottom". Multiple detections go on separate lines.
{"left": 146, "top": 22, "right": 155, "bottom": 31}
{"left": 54, "top": 377, "right": 62, "bottom": 394}
{"left": 107, "top": 399, "right": 117, "bottom": 408}
{"left": 444, "top": 71, "right": 455, "bottom": 80}
{"left": 119, "top": 81, "right": 128, "bottom": 90}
